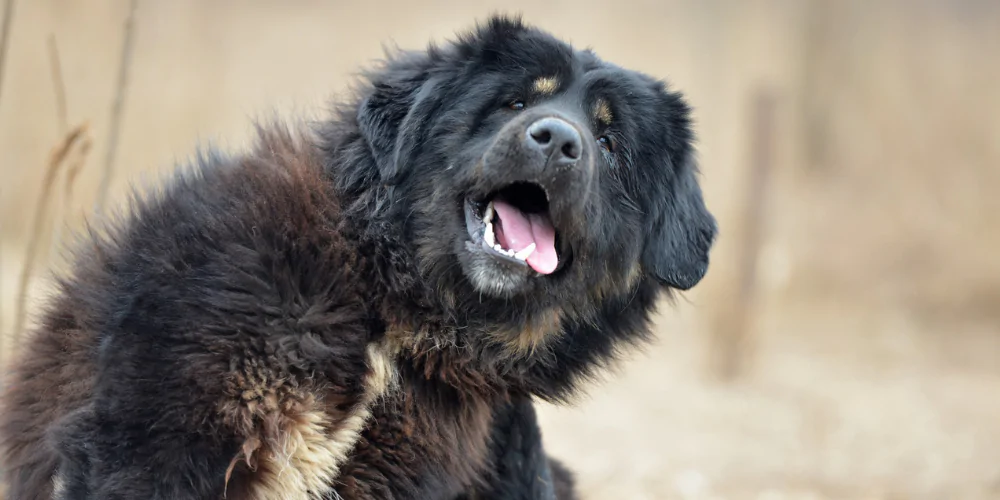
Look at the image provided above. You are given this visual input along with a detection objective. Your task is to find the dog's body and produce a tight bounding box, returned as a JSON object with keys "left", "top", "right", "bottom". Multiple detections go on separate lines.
{"left": 0, "top": 16, "right": 715, "bottom": 499}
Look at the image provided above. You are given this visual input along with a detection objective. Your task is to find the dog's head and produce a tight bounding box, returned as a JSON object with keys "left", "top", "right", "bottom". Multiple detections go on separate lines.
{"left": 343, "top": 15, "right": 715, "bottom": 326}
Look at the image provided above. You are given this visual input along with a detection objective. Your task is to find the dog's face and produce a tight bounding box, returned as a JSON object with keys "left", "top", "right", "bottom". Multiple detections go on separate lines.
{"left": 354, "top": 16, "right": 715, "bottom": 319}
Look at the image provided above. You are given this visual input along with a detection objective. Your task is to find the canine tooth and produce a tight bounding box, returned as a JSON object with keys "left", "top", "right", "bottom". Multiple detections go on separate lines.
{"left": 513, "top": 243, "right": 536, "bottom": 261}
{"left": 483, "top": 202, "right": 495, "bottom": 223}
{"left": 484, "top": 222, "right": 495, "bottom": 247}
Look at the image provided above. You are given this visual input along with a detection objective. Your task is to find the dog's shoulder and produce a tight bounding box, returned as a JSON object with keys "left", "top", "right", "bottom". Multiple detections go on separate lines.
{"left": 1, "top": 122, "right": 388, "bottom": 498}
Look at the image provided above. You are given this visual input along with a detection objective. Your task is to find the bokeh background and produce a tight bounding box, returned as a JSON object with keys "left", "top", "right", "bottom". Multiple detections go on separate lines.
{"left": 1, "top": 1, "right": 998, "bottom": 498}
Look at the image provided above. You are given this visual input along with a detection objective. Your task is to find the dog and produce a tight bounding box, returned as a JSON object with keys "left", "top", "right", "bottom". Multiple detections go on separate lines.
{"left": 0, "top": 14, "right": 716, "bottom": 499}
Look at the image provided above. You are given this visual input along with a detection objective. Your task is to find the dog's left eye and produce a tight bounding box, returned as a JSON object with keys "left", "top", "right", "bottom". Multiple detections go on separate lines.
{"left": 597, "top": 135, "right": 615, "bottom": 152}
{"left": 508, "top": 100, "right": 526, "bottom": 111}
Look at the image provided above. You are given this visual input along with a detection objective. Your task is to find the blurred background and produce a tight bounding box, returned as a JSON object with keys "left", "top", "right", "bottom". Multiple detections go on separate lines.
{"left": 1, "top": 0, "right": 998, "bottom": 498}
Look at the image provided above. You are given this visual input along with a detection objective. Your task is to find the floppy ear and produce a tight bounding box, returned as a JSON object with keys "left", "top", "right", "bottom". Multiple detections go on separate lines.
{"left": 642, "top": 157, "right": 717, "bottom": 290}
{"left": 357, "top": 62, "right": 441, "bottom": 185}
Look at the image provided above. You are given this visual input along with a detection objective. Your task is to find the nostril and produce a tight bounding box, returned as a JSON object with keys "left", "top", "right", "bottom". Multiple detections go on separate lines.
{"left": 530, "top": 128, "right": 552, "bottom": 145}
{"left": 561, "top": 141, "right": 580, "bottom": 160}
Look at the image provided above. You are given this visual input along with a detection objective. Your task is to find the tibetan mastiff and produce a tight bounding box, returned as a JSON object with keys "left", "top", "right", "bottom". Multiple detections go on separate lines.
{"left": 0, "top": 15, "right": 716, "bottom": 500}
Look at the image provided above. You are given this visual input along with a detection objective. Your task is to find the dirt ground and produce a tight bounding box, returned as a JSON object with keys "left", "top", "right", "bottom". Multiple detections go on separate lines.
{"left": 2, "top": 1, "right": 999, "bottom": 499}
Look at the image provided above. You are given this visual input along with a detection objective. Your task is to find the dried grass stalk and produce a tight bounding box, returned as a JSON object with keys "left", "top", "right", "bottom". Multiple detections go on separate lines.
{"left": 44, "top": 34, "right": 91, "bottom": 269}
{"left": 49, "top": 136, "right": 91, "bottom": 265}
{"left": 95, "top": 0, "right": 139, "bottom": 212}
{"left": 48, "top": 34, "right": 68, "bottom": 133}
{"left": 0, "top": 0, "right": 17, "bottom": 358}
{"left": 11, "top": 124, "right": 91, "bottom": 350}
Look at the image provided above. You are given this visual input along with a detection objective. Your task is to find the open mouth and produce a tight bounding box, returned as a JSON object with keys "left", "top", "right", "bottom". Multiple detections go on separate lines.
{"left": 464, "top": 181, "right": 560, "bottom": 275}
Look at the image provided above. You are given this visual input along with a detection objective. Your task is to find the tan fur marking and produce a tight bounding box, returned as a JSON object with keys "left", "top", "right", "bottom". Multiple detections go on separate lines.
{"left": 590, "top": 262, "right": 643, "bottom": 302}
{"left": 229, "top": 343, "right": 395, "bottom": 499}
{"left": 625, "top": 263, "right": 643, "bottom": 289}
{"left": 364, "top": 342, "right": 399, "bottom": 396}
{"left": 490, "top": 308, "right": 562, "bottom": 356}
{"left": 594, "top": 98, "right": 613, "bottom": 125}
{"left": 532, "top": 76, "right": 560, "bottom": 95}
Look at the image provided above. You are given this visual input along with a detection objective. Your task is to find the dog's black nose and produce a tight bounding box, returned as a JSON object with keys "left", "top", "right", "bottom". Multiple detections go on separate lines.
{"left": 526, "top": 117, "right": 582, "bottom": 166}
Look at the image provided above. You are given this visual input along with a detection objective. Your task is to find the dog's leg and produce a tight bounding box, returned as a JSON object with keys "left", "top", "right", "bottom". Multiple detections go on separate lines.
{"left": 546, "top": 457, "right": 578, "bottom": 500}
{"left": 458, "top": 395, "right": 577, "bottom": 500}
{"left": 48, "top": 402, "right": 237, "bottom": 500}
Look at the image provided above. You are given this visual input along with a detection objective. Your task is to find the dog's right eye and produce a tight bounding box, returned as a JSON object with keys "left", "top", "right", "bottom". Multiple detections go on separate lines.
{"left": 508, "top": 100, "right": 526, "bottom": 111}
{"left": 597, "top": 135, "right": 614, "bottom": 152}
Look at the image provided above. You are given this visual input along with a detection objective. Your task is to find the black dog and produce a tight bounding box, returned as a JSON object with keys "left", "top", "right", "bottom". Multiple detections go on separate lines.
{"left": 0, "top": 15, "right": 715, "bottom": 499}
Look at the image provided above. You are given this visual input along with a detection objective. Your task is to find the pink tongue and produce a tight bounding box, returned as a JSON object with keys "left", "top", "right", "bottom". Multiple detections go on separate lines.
{"left": 492, "top": 199, "right": 558, "bottom": 274}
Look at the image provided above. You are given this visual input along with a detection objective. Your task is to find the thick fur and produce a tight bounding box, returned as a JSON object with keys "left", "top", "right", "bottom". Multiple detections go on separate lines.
{"left": 0, "top": 15, "right": 715, "bottom": 500}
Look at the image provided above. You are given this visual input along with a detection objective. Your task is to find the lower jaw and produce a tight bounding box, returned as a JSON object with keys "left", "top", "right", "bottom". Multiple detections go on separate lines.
{"left": 463, "top": 200, "right": 534, "bottom": 270}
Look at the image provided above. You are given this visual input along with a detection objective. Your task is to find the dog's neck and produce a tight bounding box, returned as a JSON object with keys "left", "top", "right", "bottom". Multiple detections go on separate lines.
{"left": 314, "top": 113, "right": 598, "bottom": 400}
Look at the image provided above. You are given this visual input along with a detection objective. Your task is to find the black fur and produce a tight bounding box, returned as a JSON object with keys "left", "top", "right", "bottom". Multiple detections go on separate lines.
{"left": 0, "top": 15, "right": 715, "bottom": 499}
{"left": 456, "top": 395, "right": 573, "bottom": 500}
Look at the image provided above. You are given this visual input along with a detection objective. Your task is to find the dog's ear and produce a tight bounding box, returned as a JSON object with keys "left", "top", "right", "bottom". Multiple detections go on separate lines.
{"left": 357, "top": 57, "right": 441, "bottom": 185}
{"left": 642, "top": 155, "right": 717, "bottom": 290}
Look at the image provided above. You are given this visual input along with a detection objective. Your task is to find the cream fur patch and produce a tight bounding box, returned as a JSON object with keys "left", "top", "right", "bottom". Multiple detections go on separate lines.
{"left": 51, "top": 468, "right": 67, "bottom": 499}
{"left": 242, "top": 343, "right": 396, "bottom": 499}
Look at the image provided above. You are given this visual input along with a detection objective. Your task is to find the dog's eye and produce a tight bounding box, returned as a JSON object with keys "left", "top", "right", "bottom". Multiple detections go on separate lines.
{"left": 597, "top": 134, "right": 615, "bottom": 152}
{"left": 508, "top": 100, "right": 526, "bottom": 111}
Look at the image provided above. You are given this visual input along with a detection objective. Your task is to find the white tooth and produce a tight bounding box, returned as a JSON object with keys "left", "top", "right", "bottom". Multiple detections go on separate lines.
{"left": 483, "top": 202, "right": 495, "bottom": 224}
{"left": 513, "top": 243, "right": 536, "bottom": 261}
{"left": 494, "top": 243, "right": 504, "bottom": 252}
{"left": 484, "top": 222, "right": 495, "bottom": 247}
{"left": 506, "top": 249, "right": 515, "bottom": 257}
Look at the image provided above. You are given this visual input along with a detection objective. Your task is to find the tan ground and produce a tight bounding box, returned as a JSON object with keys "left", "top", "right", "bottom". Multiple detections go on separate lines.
{"left": 2, "top": 1, "right": 999, "bottom": 499}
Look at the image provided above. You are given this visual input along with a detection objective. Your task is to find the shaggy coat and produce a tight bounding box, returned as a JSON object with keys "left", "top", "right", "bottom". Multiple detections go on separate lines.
{"left": 0, "top": 15, "right": 716, "bottom": 500}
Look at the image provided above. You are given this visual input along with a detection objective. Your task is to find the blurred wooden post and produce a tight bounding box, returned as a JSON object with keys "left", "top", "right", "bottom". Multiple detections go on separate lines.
{"left": 798, "top": 0, "right": 834, "bottom": 173}
{"left": 708, "top": 88, "right": 777, "bottom": 381}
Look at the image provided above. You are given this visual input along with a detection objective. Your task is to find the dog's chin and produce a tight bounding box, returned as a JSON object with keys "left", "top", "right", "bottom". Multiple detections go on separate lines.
{"left": 459, "top": 248, "right": 533, "bottom": 298}
{"left": 458, "top": 197, "right": 534, "bottom": 298}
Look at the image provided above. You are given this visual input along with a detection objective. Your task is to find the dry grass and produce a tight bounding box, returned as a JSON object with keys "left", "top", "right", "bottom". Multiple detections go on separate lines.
{"left": 0, "top": 0, "right": 15, "bottom": 355}
{"left": 0, "top": 0, "right": 14, "bottom": 104}
{"left": 94, "top": 0, "right": 138, "bottom": 212}
{"left": 10, "top": 122, "right": 89, "bottom": 351}
{"left": 6, "top": 25, "right": 92, "bottom": 357}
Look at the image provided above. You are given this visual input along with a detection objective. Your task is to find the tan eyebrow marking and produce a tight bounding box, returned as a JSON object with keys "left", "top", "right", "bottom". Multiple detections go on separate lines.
{"left": 532, "top": 76, "right": 559, "bottom": 95}
{"left": 594, "top": 98, "right": 614, "bottom": 125}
